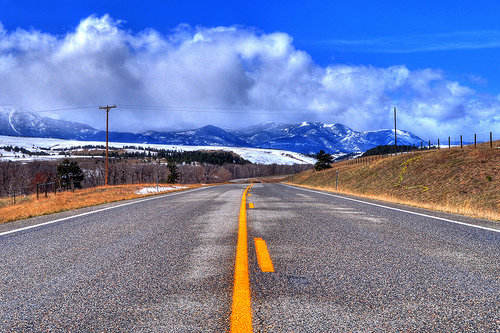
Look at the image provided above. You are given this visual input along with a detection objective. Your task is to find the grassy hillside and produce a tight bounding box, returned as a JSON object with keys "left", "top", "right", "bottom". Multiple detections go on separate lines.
{"left": 292, "top": 142, "right": 500, "bottom": 221}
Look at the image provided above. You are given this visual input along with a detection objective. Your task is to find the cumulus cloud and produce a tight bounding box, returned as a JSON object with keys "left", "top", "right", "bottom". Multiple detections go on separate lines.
{"left": 0, "top": 14, "right": 498, "bottom": 139}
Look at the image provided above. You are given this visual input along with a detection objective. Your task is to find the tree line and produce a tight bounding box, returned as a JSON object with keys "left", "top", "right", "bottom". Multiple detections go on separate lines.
{"left": 360, "top": 144, "right": 420, "bottom": 157}
{"left": 52, "top": 145, "right": 251, "bottom": 166}
{"left": 1, "top": 146, "right": 50, "bottom": 156}
{"left": 0, "top": 158, "right": 311, "bottom": 197}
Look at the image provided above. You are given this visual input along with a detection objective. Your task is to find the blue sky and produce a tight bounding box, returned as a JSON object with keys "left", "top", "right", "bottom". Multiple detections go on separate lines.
{"left": 0, "top": 0, "right": 499, "bottom": 138}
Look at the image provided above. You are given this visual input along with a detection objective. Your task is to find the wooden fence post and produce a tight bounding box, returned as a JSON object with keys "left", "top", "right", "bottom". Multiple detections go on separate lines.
{"left": 460, "top": 135, "right": 463, "bottom": 148}
{"left": 335, "top": 170, "right": 339, "bottom": 192}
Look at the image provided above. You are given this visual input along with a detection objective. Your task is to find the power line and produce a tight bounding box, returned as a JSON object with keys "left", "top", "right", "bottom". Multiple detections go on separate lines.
{"left": 120, "top": 104, "right": 385, "bottom": 112}
{"left": 119, "top": 104, "right": 393, "bottom": 116}
{"left": 118, "top": 105, "right": 470, "bottom": 118}
{"left": 25, "top": 104, "right": 482, "bottom": 119}
{"left": 32, "top": 106, "right": 99, "bottom": 113}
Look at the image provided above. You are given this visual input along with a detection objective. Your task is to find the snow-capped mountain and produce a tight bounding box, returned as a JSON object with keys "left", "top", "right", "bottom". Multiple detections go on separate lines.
{"left": 0, "top": 106, "right": 98, "bottom": 140}
{"left": 0, "top": 106, "right": 423, "bottom": 154}
{"left": 143, "top": 125, "right": 249, "bottom": 147}
{"left": 0, "top": 106, "right": 248, "bottom": 147}
{"left": 232, "top": 122, "right": 423, "bottom": 154}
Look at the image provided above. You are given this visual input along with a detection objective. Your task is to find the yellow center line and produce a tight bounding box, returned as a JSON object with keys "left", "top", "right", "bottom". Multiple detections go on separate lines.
{"left": 248, "top": 203, "right": 254, "bottom": 209}
{"left": 231, "top": 185, "right": 253, "bottom": 332}
{"left": 254, "top": 238, "right": 275, "bottom": 272}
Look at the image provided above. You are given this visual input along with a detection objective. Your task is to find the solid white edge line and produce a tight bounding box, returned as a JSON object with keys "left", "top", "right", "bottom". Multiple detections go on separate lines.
{"left": 0, "top": 186, "right": 211, "bottom": 237}
{"left": 285, "top": 185, "right": 500, "bottom": 233}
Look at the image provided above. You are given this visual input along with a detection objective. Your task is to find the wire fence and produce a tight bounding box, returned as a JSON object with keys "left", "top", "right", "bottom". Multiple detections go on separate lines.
{"left": 341, "top": 131, "right": 497, "bottom": 167}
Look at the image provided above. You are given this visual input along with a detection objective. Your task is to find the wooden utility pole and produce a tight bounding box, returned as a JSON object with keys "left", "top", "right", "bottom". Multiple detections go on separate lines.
{"left": 394, "top": 107, "right": 397, "bottom": 155}
{"left": 99, "top": 105, "right": 116, "bottom": 186}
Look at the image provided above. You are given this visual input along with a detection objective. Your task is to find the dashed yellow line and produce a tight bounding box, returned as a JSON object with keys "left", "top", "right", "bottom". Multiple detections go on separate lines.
{"left": 248, "top": 203, "right": 254, "bottom": 209}
{"left": 231, "top": 185, "right": 253, "bottom": 332}
{"left": 254, "top": 238, "right": 274, "bottom": 272}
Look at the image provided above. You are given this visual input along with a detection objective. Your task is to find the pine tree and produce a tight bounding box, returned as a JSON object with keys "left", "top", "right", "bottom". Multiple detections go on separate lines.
{"left": 314, "top": 150, "right": 334, "bottom": 171}
{"left": 57, "top": 159, "right": 84, "bottom": 188}
{"left": 167, "top": 161, "right": 180, "bottom": 183}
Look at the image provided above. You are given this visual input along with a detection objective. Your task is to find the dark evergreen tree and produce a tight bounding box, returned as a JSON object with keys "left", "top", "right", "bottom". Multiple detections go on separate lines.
{"left": 57, "top": 159, "right": 84, "bottom": 188}
{"left": 314, "top": 150, "right": 333, "bottom": 171}
{"left": 167, "top": 162, "right": 180, "bottom": 183}
{"left": 361, "top": 144, "right": 419, "bottom": 157}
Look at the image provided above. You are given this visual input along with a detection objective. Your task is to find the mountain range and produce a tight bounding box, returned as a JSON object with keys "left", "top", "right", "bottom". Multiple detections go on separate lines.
{"left": 0, "top": 106, "right": 424, "bottom": 154}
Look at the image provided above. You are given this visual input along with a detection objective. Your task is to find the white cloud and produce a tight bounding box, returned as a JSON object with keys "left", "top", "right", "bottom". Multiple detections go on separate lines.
{"left": 0, "top": 15, "right": 498, "bottom": 140}
{"left": 316, "top": 30, "right": 500, "bottom": 53}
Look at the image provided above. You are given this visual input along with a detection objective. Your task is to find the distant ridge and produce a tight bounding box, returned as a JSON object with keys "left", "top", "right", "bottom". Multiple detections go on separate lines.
{"left": 0, "top": 106, "right": 423, "bottom": 154}
{"left": 233, "top": 121, "right": 423, "bottom": 154}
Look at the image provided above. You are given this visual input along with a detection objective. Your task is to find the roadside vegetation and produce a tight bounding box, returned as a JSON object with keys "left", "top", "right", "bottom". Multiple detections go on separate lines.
{"left": 291, "top": 141, "right": 500, "bottom": 221}
{"left": 0, "top": 183, "right": 203, "bottom": 224}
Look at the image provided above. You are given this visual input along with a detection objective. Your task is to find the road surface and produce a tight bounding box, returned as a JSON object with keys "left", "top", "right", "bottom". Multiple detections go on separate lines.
{"left": 0, "top": 183, "right": 498, "bottom": 331}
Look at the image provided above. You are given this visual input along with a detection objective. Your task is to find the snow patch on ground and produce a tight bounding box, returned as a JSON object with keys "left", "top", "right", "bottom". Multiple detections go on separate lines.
{"left": 136, "top": 186, "right": 188, "bottom": 195}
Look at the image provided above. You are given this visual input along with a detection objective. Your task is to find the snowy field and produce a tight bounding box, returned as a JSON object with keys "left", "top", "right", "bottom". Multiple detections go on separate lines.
{"left": 0, "top": 135, "right": 318, "bottom": 165}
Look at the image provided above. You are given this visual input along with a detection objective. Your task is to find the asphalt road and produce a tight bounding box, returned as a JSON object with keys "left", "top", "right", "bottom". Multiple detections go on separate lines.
{"left": 0, "top": 183, "right": 498, "bottom": 332}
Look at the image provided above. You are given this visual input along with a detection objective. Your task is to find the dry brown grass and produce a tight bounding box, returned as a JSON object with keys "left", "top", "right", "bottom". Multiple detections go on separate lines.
{"left": 0, "top": 183, "right": 206, "bottom": 224}
{"left": 292, "top": 146, "right": 500, "bottom": 221}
